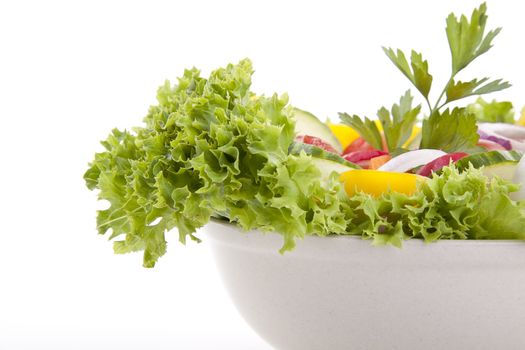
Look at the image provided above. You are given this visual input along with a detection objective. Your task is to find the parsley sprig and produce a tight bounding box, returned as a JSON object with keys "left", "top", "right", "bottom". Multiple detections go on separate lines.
{"left": 341, "top": 3, "right": 511, "bottom": 153}
{"left": 340, "top": 90, "right": 421, "bottom": 151}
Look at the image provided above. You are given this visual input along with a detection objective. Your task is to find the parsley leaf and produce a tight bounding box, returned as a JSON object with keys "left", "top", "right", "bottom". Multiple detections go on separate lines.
{"left": 377, "top": 90, "right": 421, "bottom": 151}
{"left": 446, "top": 78, "right": 511, "bottom": 103}
{"left": 379, "top": 3, "right": 511, "bottom": 153}
{"left": 339, "top": 91, "right": 421, "bottom": 153}
{"left": 446, "top": 2, "right": 501, "bottom": 75}
{"left": 339, "top": 113, "right": 383, "bottom": 150}
{"left": 383, "top": 3, "right": 509, "bottom": 116}
{"left": 383, "top": 48, "right": 433, "bottom": 99}
{"left": 420, "top": 108, "right": 481, "bottom": 153}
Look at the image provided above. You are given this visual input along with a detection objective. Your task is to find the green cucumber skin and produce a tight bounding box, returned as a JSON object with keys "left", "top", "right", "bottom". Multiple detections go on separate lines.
{"left": 454, "top": 150, "right": 523, "bottom": 181}
{"left": 292, "top": 108, "right": 343, "bottom": 153}
{"left": 289, "top": 142, "right": 360, "bottom": 169}
{"left": 455, "top": 150, "right": 523, "bottom": 171}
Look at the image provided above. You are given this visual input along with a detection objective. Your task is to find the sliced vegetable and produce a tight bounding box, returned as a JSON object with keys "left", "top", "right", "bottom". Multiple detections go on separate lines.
{"left": 378, "top": 149, "right": 446, "bottom": 173}
{"left": 511, "top": 155, "right": 525, "bottom": 200}
{"left": 455, "top": 150, "right": 522, "bottom": 169}
{"left": 289, "top": 142, "right": 358, "bottom": 166}
{"left": 343, "top": 150, "right": 388, "bottom": 169}
{"left": 478, "top": 129, "right": 512, "bottom": 150}
{"left": 289, "top": 141, "right": 360, "bottom": 180}
{"left": 455, "top": 150, "right": 523, "bottom": 180}
{"left": 405, "top": 129, "right": 422, "bottom": 150}
{"left": 478, "top": 123, "right": 525, "bottom": 140}
{"left": 478, "top": 123, "right": 525, "bottom": 151}
{"left": 340, "top": 170, "right": 423, "bottom": 197}
{"left": 481, "top": 162, "right": 518, "bottom": 181}
{"left": 327, "top": 123, "right": 360, "bottom": 149}
{"left": 517, "top": 107, "right": 525, "bottom": 126}
{"left": 295, "top": 135, "right": 339, "bottom": 154}
{"left": 369, "top": 154, "right": 392, "bottom": 170}
{"left": 404, "top": 126, "right": 421, "bottom": 148}
{"left": 456, "top": 151, "right": 523, "bottom": 170}
{"left": 477, "top": 139, "right": 506, "bottom": 151}
{"left": 416, "top": 152, "right": 468, "bottom": 177}
{"left": 343, "top": 137, "right": 381, "bottom": 155}
{"left": 293, "top": 108, "right": 342, "bottom": 153}
{"left": 310, "top": 159, "right": 358, "bottom": 181}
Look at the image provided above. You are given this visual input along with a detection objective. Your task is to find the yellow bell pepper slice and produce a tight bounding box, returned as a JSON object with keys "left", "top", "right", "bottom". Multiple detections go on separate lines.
{"left": 328, "top": 122, "right": 420, "bottom": 150}
{"left": 404, "top": 126, "right": 421, "bottom": 147}
{"left": 340, "top": 169, "right": 424, "bottom": 197}
{"left": 517, "top": 107, "right": 525, "bottom": 126}
{"left": 328, "top": 123, "right": 360, "bottom": 149}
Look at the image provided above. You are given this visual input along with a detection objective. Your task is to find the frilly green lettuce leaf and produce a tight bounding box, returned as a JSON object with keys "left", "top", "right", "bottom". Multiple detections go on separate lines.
{"left": 345, "top": 165, "right": 525, "bottom": 244}
{"left": 85, "top": 59, "right": 525, "bottom": 268}
{"left": 84, "top": 59, "right": 352, "bottom": 267}
{"left": 467, "top": 97, "right": 515, "bottom": 123}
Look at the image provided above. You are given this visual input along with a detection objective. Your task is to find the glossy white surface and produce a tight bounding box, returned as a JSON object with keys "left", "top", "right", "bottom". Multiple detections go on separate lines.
{"left": 206, "top": 220, "right": 525, "bottom": 350}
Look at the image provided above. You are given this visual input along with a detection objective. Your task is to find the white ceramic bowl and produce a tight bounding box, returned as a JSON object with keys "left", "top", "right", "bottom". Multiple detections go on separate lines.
{"left": 205, "top": 219, "right": 525, "bottom": 350}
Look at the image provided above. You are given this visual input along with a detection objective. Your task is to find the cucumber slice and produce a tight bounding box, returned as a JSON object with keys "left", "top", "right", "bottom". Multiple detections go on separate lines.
{"left": 455, "top": 150, "right": 523, "bottom": 180}
{"left": 481, "top": 162, "right": 518, "bottom": 181}
{"left": 293, "top": 108, "right": 343, "bottom": 153}
{"left": 511, "top": 155, "right": 525, "bottom": 201}
{"left": 455, "top": 150, "right": 522, "bottom": 170}
{"left": 289, "top": 142, "right": 360, "bottom": 180}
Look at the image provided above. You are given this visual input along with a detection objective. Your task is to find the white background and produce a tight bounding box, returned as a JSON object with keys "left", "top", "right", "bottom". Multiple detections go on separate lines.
{"left": 1, "top": 1, "right": 523, "bottom": 349}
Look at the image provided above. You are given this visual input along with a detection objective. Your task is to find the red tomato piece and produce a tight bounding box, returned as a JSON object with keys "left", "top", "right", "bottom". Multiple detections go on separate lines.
{"left": 343, "top": 135, "right": 388, "bottom": 155}
{"left": 343, "top": 137, "right": 377, "bottom": 154}
{"left": 343, "top": 150, "right": 388, "bottom": 169}
{"left": 295, "top": 135, "right": 339, "bottom": 154}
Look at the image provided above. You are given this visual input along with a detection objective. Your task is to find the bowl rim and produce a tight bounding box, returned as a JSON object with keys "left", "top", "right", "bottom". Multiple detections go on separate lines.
{"left": 206, "top": 217, "right": 525, "bottom": 247}
{"left": 206, "top": 218, "right": 525, "bottom": 270}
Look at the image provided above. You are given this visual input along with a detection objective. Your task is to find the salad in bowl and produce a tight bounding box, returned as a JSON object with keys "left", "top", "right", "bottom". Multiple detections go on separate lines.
{"left": 85, "top": 3, "right": 525, "bottom": 349}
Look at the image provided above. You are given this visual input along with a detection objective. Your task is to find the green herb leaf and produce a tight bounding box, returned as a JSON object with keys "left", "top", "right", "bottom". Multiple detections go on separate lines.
{"left": 377, "top": 90, "right": 421, "bottom": 151}
{"left": 446, "top": 2, "right": 502, "bottom": 74}
{"left": 446, "top": 77, "right": 511, "bottom": 103}
{"left": 467, "top": 97, "right": 515, "bottom": 123}
{"left": 383, "top": 48, "right": 433, "bottom": 98}
{"left": 419, "top": 108, "right": 481, "bottom": 153}
{"left": 339, "top": 113, "right": 383, "bottom": 150}
{"left": 410, "top": 51, "right": 433, "bottom": 98}
{"left": 85, "top": 59, "right": 354, "bottom": 267}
